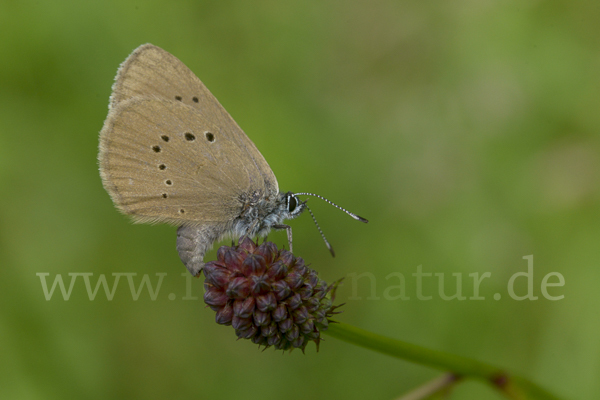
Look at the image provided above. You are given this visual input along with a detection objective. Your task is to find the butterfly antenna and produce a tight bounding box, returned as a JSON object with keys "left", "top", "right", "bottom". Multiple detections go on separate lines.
{"left": 294, "top": 193, "right": 369, "bottom": 223}
{"left": 306, "top": 205, "right": 335, "bottom": 257}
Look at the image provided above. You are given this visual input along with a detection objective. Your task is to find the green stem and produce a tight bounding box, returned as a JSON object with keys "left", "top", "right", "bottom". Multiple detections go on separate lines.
{"left": 323, "top": 322, "right": 562, "bottom": 400}
{"left": 396, "top": 373, "right": 460, "bottom": 400}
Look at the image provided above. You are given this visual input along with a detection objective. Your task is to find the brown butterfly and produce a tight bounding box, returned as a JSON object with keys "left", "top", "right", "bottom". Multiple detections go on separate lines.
{"left": 99, "top": 44, "right": 367, "bottom": 276}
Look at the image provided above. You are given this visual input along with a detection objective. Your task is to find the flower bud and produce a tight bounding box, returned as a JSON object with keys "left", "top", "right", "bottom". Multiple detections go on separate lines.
{"left": 202, "top": 238, "right": 342, "bottom": 351}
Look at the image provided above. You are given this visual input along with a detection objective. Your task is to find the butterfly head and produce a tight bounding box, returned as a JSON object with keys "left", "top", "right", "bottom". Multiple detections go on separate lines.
{"left": 283, "top": 192, "right": 307, "bottom": 220}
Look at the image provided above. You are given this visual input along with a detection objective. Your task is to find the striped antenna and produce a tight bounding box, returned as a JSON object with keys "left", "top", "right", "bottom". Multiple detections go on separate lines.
{"left": 306, "top": 205, "right": 335, "bottom": 257}
{"left": 294, "top": 193, "right": 368, "bottom": 223}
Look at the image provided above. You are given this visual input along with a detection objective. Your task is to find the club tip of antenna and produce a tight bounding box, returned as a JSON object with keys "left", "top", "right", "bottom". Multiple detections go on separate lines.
{"left": 354, "top": 215, "right": 369, "bottom": 223}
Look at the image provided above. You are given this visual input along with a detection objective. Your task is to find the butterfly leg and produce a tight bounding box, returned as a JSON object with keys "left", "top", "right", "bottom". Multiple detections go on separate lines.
{"left": 273, "top": 224, "right": 293, "bottom": 253}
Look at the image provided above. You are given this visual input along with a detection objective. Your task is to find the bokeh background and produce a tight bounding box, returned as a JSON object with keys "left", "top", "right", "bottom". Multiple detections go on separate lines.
{"left": 1, "top": 1, "right": 598, "bottom": 399}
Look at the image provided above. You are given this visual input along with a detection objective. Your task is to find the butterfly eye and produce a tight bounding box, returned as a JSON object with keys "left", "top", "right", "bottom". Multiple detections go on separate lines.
{"left": 287, "top": 195, "right": 298, "bottom": 213}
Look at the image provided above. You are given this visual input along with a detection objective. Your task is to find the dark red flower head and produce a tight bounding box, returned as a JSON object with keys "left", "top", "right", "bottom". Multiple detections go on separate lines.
{"left": 203, "top": 238, "right": 342, "bottom": 351}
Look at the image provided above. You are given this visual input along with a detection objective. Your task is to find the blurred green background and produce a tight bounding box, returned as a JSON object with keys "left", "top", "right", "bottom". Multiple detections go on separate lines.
{"left": 1, "top": 0, "right": 598, "bottom": 399}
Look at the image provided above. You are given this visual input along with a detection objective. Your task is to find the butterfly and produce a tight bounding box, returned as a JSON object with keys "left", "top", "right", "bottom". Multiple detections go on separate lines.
{"left": 99, "top": 44, "right": 367, "bottom": 276}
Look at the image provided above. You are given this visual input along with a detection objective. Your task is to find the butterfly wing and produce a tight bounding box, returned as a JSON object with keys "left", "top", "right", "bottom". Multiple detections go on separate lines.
{"left": 100, "top": 97, "right": 266, "bottom": 226}
{"left": 99, "top": 44, "right": 279, "bottom": 226}
{"left": 109, "top": 43, "right": 278, "bottom": 196}
{"left": 99, "top": 44, "right": 280, "bottom": 275}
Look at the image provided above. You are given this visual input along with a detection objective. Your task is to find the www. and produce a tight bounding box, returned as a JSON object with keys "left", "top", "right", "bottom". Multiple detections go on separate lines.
{"left": 35, "top": 273, "right": 167, "bottom": 301}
